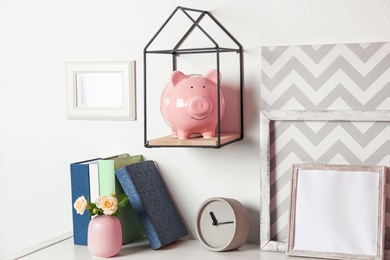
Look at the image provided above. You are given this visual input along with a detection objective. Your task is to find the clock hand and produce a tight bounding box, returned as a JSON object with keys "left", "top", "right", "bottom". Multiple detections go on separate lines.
{"left": 209, "top": 211, "right": 218, "bottom": 226}
{"left": 216, "top": 221, "right": 234, "bottom": 225}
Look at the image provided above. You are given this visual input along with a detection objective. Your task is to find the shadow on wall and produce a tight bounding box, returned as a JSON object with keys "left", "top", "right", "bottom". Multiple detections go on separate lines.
{"left": 221, "top": 83, "right": 242, "bottom": 133}
{"left": 221, "top": 82, "right": 258, "bottom": 134}
{"left": 246, "top": 206, "right": 261, "bottom": 244}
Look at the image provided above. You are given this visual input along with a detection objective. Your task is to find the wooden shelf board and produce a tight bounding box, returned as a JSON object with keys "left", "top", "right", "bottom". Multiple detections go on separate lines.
{"left": 147, "top": 133, "right": 241, "bottom": 147}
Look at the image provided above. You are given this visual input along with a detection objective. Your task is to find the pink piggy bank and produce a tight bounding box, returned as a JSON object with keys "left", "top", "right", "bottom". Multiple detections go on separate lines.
{"left": 160, "top": 69, "right": 225, "bottom": 139}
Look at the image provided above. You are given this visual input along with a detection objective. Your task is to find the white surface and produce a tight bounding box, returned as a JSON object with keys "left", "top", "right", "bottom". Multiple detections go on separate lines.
{"left": 15, "top": 237, "right": 308, "bottom": 260}
{"left": 294, "top": 169, "right": 379, "bottom": 255}
{"left": 77, "top": 72, "right": 123, "bottom": 108}
{"left": 1, "top": 0, "right": 390, "bottom": 258}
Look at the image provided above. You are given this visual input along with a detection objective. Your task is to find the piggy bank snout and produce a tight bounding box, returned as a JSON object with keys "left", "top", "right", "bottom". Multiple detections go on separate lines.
{"left": 187, "top": 96, "right": 211, "bottom": 115}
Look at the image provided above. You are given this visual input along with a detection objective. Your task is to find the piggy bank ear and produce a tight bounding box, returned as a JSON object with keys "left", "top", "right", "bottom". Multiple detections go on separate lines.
{"left": 170, "top": 71, "right": 187, "bottom": 86}
{"left": 204, "top": 69, "right": 222, "bottom": 85}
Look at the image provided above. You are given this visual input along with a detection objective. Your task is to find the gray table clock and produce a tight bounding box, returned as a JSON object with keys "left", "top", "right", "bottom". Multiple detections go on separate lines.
{"left": 195, "top": 197, "right": 250, "bottom": 252}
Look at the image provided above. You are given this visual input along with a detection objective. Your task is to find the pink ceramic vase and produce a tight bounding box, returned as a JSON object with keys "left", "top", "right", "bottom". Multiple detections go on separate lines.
{"left": 88, "top": 215, "right": 122, "bottom": 258}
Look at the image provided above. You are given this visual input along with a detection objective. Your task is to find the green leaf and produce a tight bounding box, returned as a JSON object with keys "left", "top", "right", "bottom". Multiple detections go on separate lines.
{"left": 117, "top": 194, "right": 129, "bottom": 208}
{"left": 87, "top": 202, "right": 96, "bottom": 209}
{"left": 116, "top": 193, "right": 126, "bottom": 201}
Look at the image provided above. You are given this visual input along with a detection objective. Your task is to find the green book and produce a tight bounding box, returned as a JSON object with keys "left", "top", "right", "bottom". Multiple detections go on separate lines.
{"left": 98, "top": 154, "right": 144, "bottom": 244}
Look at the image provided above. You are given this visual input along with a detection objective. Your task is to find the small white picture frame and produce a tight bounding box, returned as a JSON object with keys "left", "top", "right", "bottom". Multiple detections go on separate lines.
{"left": 66, "top": 61, "right": 136, "bottom": 120}
{"left": 287, "top": 163, "right": 386, "bottom": 260}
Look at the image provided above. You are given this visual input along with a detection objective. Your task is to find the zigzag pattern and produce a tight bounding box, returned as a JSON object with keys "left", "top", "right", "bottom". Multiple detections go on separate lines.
{"left": 268, "top": 121, "right": 390, "bottom": 244}
{"left": 261, "top": 42, "right": 390, "bottom": 249}
{"left": 261, "top": 42, "right": 390, "bottom": 110}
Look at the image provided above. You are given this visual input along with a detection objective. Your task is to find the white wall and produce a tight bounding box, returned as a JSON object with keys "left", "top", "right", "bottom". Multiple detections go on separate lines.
{"left": 1, "top": 0, "right": 389, "bottom": 258}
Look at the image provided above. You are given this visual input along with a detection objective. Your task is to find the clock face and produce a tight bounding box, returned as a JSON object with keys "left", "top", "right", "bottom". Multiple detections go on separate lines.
{"left": 197, "top": 199, "right": 236, "bottom": 249}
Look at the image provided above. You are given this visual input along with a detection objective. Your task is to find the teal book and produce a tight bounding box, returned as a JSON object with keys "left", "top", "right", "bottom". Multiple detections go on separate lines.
{"left": 98, "top": 154, "right": 144, "bottom": 244}
{"left": 70, "top": 158, "right": 100, "bottom": 245}
{"left": 115, "top": 160, "right": 188, "bottom": 249}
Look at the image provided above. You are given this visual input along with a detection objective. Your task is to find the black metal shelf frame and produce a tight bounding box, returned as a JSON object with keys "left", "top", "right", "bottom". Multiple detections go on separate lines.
{"left": 143, "top": 6, "right": 244, "bottom": 148}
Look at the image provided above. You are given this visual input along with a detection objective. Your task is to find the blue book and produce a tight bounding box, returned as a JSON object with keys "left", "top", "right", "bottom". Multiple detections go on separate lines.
{"left": 70, "top": 158, "right": 100, "bottom": 245}
{"left": 115, "top": 160, "right": 188, "bottom": 249}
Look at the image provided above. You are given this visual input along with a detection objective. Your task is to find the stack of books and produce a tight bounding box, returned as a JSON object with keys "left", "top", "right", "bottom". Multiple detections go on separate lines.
{"left": 70, "top": 154, "right": 188, "bottom": 249}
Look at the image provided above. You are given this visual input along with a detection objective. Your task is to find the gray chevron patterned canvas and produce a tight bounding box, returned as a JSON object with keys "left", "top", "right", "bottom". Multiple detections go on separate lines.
{"left": 261, "top": 42, "right": 390, "bottom": 249}
{"left": 262, "top": 42, "right": 390, "bottom": 110}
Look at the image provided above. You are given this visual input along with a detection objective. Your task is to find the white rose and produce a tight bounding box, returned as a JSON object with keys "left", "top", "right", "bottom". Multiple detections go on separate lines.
{"left": 96, "top": 196, "right": 118, "bottom": 215}
{"left": 74, "top": 196, "right": 87, "bottom": 215}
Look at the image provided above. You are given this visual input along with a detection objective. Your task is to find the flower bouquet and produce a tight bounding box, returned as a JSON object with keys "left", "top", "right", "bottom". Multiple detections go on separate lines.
{"left": 74, "top": 192, "right": 128, "bottom": 216}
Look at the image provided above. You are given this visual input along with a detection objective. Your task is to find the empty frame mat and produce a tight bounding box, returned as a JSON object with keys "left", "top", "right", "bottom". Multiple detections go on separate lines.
{"left": 287, "top": 164, "right": 386, "bottom": 260}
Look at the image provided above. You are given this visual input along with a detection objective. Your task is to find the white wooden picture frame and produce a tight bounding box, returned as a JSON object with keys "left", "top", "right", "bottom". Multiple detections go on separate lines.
{"left": 287, "top": 163, "right": 386, "bottom": 260}
{"left": 259, "top": 110, "right": 390, "bottom": 252}
{"left": 66, "top": 61, "right": 136, "bottom": 120}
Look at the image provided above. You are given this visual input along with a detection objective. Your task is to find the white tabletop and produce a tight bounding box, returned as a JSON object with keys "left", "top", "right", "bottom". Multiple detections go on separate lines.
{"left": 17, "top": 236, "right": 310, "bottom": 260}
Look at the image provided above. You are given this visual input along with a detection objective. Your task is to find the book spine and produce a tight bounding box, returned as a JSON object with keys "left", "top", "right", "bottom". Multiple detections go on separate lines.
{"left": 115, "top": 167, "right": 162, "bottom": 249}
{"left": 70, "top": 163, "right": 91, "bottom": 246}
{"left": 88, "top": 163, "right": 99, "bottom": 202}
{"left": 98, "top": 160, "right": 115, "bottom": 196}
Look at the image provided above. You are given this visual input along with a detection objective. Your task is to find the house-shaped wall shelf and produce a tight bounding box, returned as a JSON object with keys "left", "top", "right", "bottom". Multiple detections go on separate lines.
{"left": 144, "top": 6, "right": 243, "bottom": 148}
